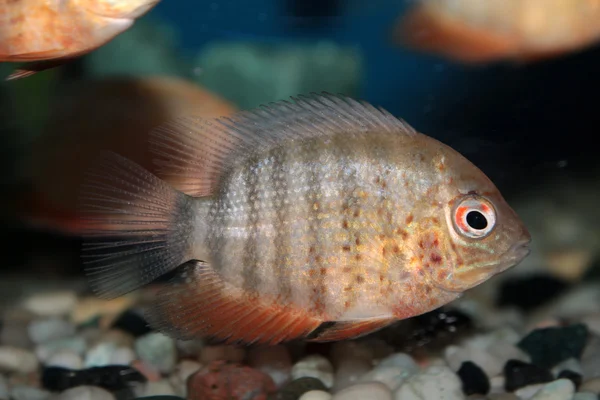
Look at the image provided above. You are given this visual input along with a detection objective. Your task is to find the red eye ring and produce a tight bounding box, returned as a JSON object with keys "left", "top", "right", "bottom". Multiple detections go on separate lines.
{"left": 452, "top": 195, "right": 496, "bottom": 239}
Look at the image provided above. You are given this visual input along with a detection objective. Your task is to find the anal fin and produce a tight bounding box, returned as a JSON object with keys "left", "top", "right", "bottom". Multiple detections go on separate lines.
{"left": 146, "top": 261, "right": 323, "bottom": 346}
{"left": 6, "top": 58, "right": 71, "bottom": 81}
{"left": 307, "top": 317, "right": 397, "bottom": 342}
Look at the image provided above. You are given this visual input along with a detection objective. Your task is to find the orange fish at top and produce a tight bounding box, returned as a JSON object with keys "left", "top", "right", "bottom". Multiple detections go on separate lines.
{"left": 0, "top": 0, "right": 160, "bottom": 80}
{"left": 394, "top": 0, "right": 600, "bottom": 63}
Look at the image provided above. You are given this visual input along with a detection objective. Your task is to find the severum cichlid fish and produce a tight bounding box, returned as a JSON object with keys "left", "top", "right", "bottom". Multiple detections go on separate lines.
{"left": 79, "top": 93, "right": 531, "bottom": 345}
{"left": 0, "top": 0, "right": 160, "bottom": 80}
{"left": 394, "top": 0, "right": 600, "bottom": 63}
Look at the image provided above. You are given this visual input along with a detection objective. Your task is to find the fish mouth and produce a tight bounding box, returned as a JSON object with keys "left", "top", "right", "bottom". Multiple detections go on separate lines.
{"left": 434, "top": 240, "right": 531, "bottom": 294}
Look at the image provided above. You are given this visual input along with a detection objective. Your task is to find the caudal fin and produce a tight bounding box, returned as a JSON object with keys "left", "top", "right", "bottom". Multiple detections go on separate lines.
{"left": 79, "top": 152, "right": 197, "bottom": 299}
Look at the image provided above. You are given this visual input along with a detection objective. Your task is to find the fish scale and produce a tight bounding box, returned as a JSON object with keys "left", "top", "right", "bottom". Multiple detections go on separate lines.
{"left": 79, "top": 92, "right": 530, "bottom": 344}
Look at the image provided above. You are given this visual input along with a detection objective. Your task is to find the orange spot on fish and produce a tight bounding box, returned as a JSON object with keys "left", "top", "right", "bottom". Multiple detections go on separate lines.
{"left": 430, "top": 253, "right": 442, "bottom": 264}
{"left": 342, "top": 245, "right": 351, "bottom": 252}
{"left": 355, "top": 275, "right": 365, "bottom": 284}
{"left": 406, "top": 215, "right": 414, "bottom": 224}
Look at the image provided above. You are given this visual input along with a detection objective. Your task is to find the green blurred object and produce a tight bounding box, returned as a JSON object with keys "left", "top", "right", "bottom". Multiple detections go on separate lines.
{"left": 85, "top": 18, "right": 191, "bottom": 78}
{"left": 194, "top": 41, "right": 363, "bottom": 109}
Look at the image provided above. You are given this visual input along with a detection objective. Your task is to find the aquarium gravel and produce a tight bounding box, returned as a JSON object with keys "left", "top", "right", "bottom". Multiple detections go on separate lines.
{"left": 0, "top": 273, "right": 599, "bottom": 400}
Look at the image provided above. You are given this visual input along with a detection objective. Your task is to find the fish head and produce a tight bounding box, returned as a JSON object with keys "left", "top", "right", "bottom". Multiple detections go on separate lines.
{"left": 82, "top": 0, "right": 160, "bottom": 20}
{"left": 408, "top": 135, "right": 531, "bottom": 294}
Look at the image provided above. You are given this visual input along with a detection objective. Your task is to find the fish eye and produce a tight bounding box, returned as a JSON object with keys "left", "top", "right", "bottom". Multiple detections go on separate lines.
{"left": 452, "top": 195, "right": 496, "bottom": 239}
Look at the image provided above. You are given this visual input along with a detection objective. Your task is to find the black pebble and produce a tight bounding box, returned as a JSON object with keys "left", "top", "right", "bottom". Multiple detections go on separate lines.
{"left": 272, "top": 377, "right": 328, "bottom": 400}
{"left": 457, "top": 361, "right": 490, "bottom": 395}
{"left": 517, "top": 324, "right": 589, "bottom": 368}
{"left": 557, "top": 369, "right": 583, "bottom": 390}
{"left": 496, "top": 274, "right": 570, "bottom": 312}
{"left": 504, "top": 359, "right": 554, "bottom": 392}
{"left": 42, "top": 365, "right": 147, "bottom": 393}
{"left": 111, "top": 309, "right": 153, "bottom": 337}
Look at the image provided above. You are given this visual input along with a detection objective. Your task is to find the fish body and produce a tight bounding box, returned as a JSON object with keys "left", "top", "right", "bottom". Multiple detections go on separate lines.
{"left": 80, "top": 93, "right": 530, "bottom": 345}
{"left": 0, "top": 0, "right": 159, "bottom": 79}
{"left": 395, "top": 0, "right": 600, "bottom": 63}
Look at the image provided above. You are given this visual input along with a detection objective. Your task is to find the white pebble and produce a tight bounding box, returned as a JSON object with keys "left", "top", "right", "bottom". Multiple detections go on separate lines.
{"left": 572, "top": 393, "right": 598, "bottom": 400}
{"left": 514, "top": 383, "right": 545, "bottom": 399}
{"left": 169, "top": 360, "right": 203, "bottom": 397}
{"left": 445, "top": 345, "right": 504, "bottom": 378}
{"left": 248, "top": 345, "right": 292, "bottom": 388}
{"left": 0, "top": 346, "right": 39, "bottom": 373}
{"left": 55, "top": 385, "right": 116, "bottom": 400}
{"left": 11, "top": 386, "right": 51, "bottom": 400}
{"left": 377, "top": 353, "right": 419, "bottom": 373}
{"left": 142, "top": 380, "right": 177, "bottom": 396}
{"left": 23, "top": 291, "right": 77, "bottom": 317}
{"left": 108, "top": 347, "right": 136, "bottom": 366}
{"left": 135, "top": 332, "right": 177, "bottom": 374}
{"left": 334, "top": 357, "right": 372, "bottom": 392}
{"left": 332, "top": 382, "right": 392, "bottom": 400}
{"left": 299, "top": 390, "right": 332, "bottom": 400}
{"left": 530, "top": 379, "right": 575, "bottom": 400}
{"left": 84, "top": 343, "right": 118, "bottom": 368}
{"left": 28, "top": 318, "right": 75, "bottom": 344}
{"left": 292, "top": 354, "right": 335, "bottom": 389}
{"left": 552, "top": 358, "right": 583, "bottom": 376}
{"left": 46, "top": 350, "right": 83, "bottom": 369}
{"left": 393, "top": 365, "right": 465, "bottom": 400}
{"left": 358, "top": 366, "right": 413, "bottom": 391}
{"left": 35, "top": 337, "right": 87, "bottom": 363}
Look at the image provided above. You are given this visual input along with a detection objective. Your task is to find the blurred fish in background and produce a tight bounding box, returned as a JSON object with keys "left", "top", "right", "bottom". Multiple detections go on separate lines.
{"left": 6, "top": 76, "right": 237, "bottom": 235}
{"left": 394, "top": 0, "right": 600, "bottom": 64}
{"left": 0, "top": 0, "right": 160, "bottom": 80}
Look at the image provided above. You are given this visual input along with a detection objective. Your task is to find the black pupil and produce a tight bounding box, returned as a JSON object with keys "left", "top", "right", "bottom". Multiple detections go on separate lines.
{"left": 466, "top": 211, "right": 488, "bottom": 230}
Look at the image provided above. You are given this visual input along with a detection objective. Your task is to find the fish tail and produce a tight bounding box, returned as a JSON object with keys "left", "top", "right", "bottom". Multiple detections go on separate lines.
{"left": 79, "top": 151, "right": 205, "bottom": 300}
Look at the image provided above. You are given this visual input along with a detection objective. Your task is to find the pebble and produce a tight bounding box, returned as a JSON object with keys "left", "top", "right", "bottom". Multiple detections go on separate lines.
{"left": 141, "top": 380, "right": 177, "bottom": 397}
{"left": 199, "top": 345, "right": 246, "bottom": 365}
{"left": 457, "top": 361, "right": 489, "bottom": 395}
{"left": 95, "top": 329, "right": 135, "bottom": 348}
{"left": 572, "top": 393, "right": 598, "bottom": 400}
{"left": 557, "top": 370, "right": 583, "bottom": 390}
{"left": 514, "top": 383, "right": 546, "bottom": 399}
{"left": 518, "top": 324, "right": 589, "bottom": 369}
{"left": 503, "top": 360, "right": 554, "bottom": 392}
{"left": 11, "top": 386, "right": 51, "bottom": 400}
{"left": 291, "top": 355, "right": 335, "bottom": 389}
{"left": 85, "top": 343, "right": 119, "bottom": 368}
{"left": 41, "top": 366, "right": 147, "bottom": 392}
{"left": 445, "top": 345, "right": 503, "bottom": 378}
{"left": 332, "top": 356, "right": 372, "bottom": 392}
{"left": 529, "top": 379, "right": 575, "bottom": 400}
{"left": 357, "top": 366, "right": 411, "bottom": 391}
{"left": 134, "top": 397, "right": 184, "bottom": 400}
{"left": 168, "top": 360, "right": 202, "bottom": 397}
{"left": 187, "top": 360, "right": 276, "bottom": 400}
{"left": 28, "top": 318, "right": 75, "bottom": 344}
{"left": 135, "top": 333, "right": 177, "bottom": 374}
{"left": 132, "top": 360, "right": 162, "bottom": 382}
{"left": 45, "top": 350, "right": 83, "bottom": 369}
{"left": 174, "top": 339, "right": 204, "bottom": 358}
{"left": 23, "top": 291, "right": 78, "bottom": 317}
{"left": 35, "top": 337, "right": 87, "bottom": 362}
{"left": 377, "top": 353, "right": 419, "bottom": 373}
{"left": 332, "top": 382, "right": 391, "bottom": 400}
{"left": 580, "top": 334, "right": 600, "bottom": 379}
{"left": 109, "top": 347, "right": 136, "bottom": 366}
{"left": 552, "top": 358, "right": 583, "bottom": 376}
{"left": 247, "top": 345, "right": 292, "bottom": 388}
{"left": 111, "top": 310, "right": 152, "bottom": 338}
{"left": 579, "top": 377, "right": 600, "bottom": 392}
{"left": 56, "top": 385, "right": 116, "bottom": 400}
{"left": 0, "top": 323, "right": 33, "bottom": 349}
{"left": 0, "top": 346, "right": 39, "bottom": 373}
{"left": 393, "top": 365, "right": 464, "bottom": 400}
{"left": 277, "top": 377, "right": 328, "bottom": 400}
{"left": 582, "top": 315, "right": 600, "bottom": 336}
{"left": 299, "top": 391, "right": 332, "bottom": 400}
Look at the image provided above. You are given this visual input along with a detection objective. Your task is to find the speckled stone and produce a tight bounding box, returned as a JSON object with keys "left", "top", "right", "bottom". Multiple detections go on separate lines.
{"left": 529, "top": 379, "right": 575, "bottom": 400}
{"left": 393, "top": 365, "right": 464, "bottom": 400}
{"left": 332, "top": 382, "right": 391, "bottom": 400}
{"left": 135, "top": 333, "right": 177, "bottom": 374}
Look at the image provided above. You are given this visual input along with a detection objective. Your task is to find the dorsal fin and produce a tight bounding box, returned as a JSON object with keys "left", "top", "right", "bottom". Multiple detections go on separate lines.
{"left": 149, "top": 92, "right": 417, "bottom": 197}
